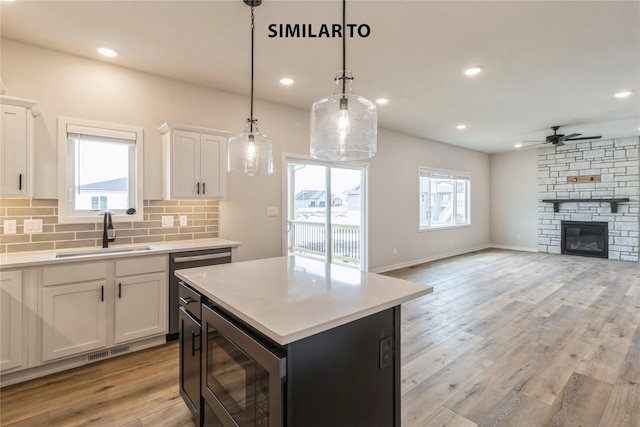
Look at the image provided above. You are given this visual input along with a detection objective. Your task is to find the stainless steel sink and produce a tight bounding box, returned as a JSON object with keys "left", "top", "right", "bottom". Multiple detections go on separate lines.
{"left": 55, "top": 246, "right": 152, "bottom": 258}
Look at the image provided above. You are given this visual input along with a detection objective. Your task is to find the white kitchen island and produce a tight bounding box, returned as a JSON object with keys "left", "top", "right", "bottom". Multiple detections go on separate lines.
{"left": 175, "top": 255, "right": 432, "bottom": 427}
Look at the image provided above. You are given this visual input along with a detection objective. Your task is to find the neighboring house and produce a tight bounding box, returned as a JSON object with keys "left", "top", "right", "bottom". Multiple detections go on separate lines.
{"left": 295, "top": 190, "right": 342, "bottom": 209}
{"left": 420, "top": 180, "right": 454, "bottom": 225}
{"left": 76, "top": 177, "right": 129, "bottom": 210}
{"left": 345, "top": 185, "right": 361, "bottom": 211}
{"left": 433, "top": 180, "right": 453, "bottom": 223}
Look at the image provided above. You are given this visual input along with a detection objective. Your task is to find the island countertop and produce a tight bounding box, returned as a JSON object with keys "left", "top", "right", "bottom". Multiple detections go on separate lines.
{"left": 175, "top": 255, "right": 433, "bottom": 345}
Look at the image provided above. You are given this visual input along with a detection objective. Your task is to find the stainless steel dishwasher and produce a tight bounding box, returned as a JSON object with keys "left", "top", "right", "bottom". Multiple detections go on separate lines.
{"left": 168, "top": 248, "right": 232, "bottom": 340}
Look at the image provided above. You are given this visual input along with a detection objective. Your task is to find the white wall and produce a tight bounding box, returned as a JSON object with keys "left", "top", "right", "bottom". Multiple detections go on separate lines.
{"left": 489, "top": 149, "right": 538, "bottom": 251}
{"left": 368, "top": 128, "right": 491, "bottom": 271}
{"left": 2, "top": 39, "right": 491, "bottom": 270}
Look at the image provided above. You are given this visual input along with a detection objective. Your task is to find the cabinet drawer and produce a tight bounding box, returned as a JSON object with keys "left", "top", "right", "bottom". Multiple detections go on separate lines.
{"left": 179, "top": 281, "right": 201, "bottom": 320}
{"left": 43, "top": 262, "right": 107, "bottom": 286}
{"left": 115, "top": 255, "right": 167, "bottom": 277}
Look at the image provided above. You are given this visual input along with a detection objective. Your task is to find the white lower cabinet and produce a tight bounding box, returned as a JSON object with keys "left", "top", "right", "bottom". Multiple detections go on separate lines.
{"left": 39, "top": 255, "right": 167, "bottom": 363}
{"left": 1, "top": 270, "right": 24, "bottom": 372}
{"left": 42, "top": 280, "right": 108, "bottom": 362}
{"left": 114, "top": 256, "right": 167, "bottom": 344}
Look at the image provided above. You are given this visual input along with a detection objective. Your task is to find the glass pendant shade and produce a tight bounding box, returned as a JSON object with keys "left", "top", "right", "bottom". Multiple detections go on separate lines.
{"left": 227, "top": 0, "right": 274, "bottom": 176}
{"left": 310, "top": 71, "right": 377, "bottom": 161}
{"left": 227, "top": 120, "right": 274, "bottom": 175}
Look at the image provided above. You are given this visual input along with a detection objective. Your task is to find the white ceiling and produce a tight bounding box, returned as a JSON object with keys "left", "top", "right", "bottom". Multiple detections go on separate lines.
{"left": 2, "top": 0, "right": 639, "bottom": 153}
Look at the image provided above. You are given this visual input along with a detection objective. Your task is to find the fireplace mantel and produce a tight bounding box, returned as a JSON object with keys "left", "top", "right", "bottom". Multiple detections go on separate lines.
{"left": 541, "top": 198, "right": 630, "bottom": 213}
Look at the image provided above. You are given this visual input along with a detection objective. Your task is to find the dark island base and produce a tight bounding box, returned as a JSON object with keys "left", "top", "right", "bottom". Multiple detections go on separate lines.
{"left": 286, "top": 306, "right": 401, "bottom": 427}
{"left": 199, "top": 306, "right": 401, "bottom": 427}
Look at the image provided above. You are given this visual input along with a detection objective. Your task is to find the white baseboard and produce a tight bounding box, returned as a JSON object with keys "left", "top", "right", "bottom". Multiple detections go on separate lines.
{"left": 371, "top": 244, "right": 493, "bottom": 274}
{"left": 489, "top": 244, "right": 538, "bottom": 252}
{"left": 371, "top": 244, "right": 541, "bottom": 274}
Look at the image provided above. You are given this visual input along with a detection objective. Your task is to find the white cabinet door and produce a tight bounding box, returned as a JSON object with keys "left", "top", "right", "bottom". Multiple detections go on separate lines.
{"left": 1, "top": 105, "right": 29, "bottom": 197}
{"left": 161, "top": 122, "right": 228, "bottom": 200}
{"left": 114, "top": 272, "right": 167, "bottom": 344}
{"left": 200, "top": 133, "right": 226, "bottom": 198}
{"left": 1, "top": 270, "right": 23, "bottom": 371}
{"left": 42, "top": 281, "right": 107, "bottom": 362}
{"left": 171, "top": 129, "right": 200, "bottom": 199}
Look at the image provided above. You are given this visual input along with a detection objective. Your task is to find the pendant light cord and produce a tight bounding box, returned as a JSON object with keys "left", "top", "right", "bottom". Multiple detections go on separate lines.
{"left": 341, "top": 0, "right": 346, "bottom": 96}
{"left": 250, "top": 6, "right": 255, "bottom": 133}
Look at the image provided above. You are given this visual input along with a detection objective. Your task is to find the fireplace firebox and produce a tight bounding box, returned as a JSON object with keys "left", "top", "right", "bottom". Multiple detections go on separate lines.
{"left": 561, "top": 221, "right": 608, "bottom": 259}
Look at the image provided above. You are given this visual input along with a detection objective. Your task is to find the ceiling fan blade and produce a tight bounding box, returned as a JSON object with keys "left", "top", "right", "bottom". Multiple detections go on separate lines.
{"left": 564, "top": 135, "right": 602, "bottom": 141}
{"left": 518, "top": 141, "right": 550, "bottom": 149}
{"left": 522, "top": 140, "right": 547, "bottom": 143}
{"left": 559, "top": 133, "right": 581, "bottom": 141}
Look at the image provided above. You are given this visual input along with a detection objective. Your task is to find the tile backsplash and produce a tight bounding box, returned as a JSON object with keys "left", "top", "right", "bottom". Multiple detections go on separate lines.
{"left": 0, "top": 199, "right": 219, "bottom": 254}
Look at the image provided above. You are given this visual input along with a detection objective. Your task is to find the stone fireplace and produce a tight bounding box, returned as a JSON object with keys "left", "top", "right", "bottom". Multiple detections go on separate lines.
{"left": 537, "top": 137, "right": 639, "bottom": 262}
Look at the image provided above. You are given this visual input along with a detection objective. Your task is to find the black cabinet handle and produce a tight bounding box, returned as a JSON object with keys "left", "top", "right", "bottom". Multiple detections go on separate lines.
{"left": 191, "top": 331, "right": 201, "bottom": 356}
{"left": 19, "top": 174, "right": 22, "bottom": 191}
{"left": 202, "top": 182, "right": 205, "bottom": 195}
{"left": 197, "top": 182, "right": 200, "bottom": 194}
{"left": 101, "top": 285, "right": 104, "bottom": 302}
{"left": 118, "top": 282, "right": 122, "bottom": 299}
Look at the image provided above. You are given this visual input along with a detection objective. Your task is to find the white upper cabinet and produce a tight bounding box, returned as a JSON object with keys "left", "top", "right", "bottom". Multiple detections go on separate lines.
{"left": 160, "top": 122, "right": 229, "bottom": 200}
{"left": 0, "top": 96, "right": 40, "bottom": 198}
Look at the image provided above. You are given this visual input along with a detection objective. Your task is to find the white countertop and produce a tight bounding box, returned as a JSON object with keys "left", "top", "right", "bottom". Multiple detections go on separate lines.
{"left": 0, "top": 238, "right": 241, "bottom": 269}
{"left": 175, "top": 255, "right": 433, "bottom": 345}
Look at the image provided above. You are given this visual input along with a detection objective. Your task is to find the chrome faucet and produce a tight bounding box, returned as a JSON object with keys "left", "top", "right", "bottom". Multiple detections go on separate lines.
{"left": 102, "top": 210, "right": 116, "bottom": 248}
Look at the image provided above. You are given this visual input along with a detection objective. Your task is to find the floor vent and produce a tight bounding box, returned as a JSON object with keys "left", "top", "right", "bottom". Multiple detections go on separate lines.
{"left": 86, "top": 349, "right": 110, "bottom": 362}
{"left": 110, "top": 345, "right": 130, "bottom": 356}
{"left": 85, "top": 345, "right": 131, "bottom": 363}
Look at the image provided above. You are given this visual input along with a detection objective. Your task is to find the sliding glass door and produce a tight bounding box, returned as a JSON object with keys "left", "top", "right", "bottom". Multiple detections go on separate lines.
{"left": 285, "top": 157, "right": 367, "bottom": 270}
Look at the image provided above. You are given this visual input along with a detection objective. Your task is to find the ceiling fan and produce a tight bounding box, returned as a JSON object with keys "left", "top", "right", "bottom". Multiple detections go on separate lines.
{"left": 522, "top": 125, "right": 602, "bottom": 147}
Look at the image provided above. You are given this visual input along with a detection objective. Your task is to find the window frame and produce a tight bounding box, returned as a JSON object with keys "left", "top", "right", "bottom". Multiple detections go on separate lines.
{"left": 57, "top": 117, "right": 144, "bottom": 224}
{"left": 419, "top": 166, "right": 470, "bottom": 231}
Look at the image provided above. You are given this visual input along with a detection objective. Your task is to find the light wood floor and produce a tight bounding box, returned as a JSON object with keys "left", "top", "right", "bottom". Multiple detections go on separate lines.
{"left": 2, "top": 249, "right": 639, "bottom": 426}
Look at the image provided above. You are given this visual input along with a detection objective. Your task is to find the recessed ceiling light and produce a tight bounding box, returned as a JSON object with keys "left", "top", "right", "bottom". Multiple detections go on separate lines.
{"left": 464, "top": 66, "right": 483, "bottom": 76}
{"left": 514, "top": 143, "right": 523, "bottom": 148}
{"left": 614, "top": 90, "right": 633, "bottom": 98}
{"left": 456, "top": 124, "right": 466, "bottom": 130}
{"left": 376, "top": 98, "right": 389, "bottom": 105}
{"left": 280, "top": 77, "right": 294, "bottom": 85}
{"left": 97, "top": 46, "right": 118, "bottom": 57}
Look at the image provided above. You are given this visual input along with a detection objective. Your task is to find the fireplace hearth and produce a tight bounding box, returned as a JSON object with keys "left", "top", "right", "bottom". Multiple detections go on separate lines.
{"left": 561, "top": 221, "right": 608, "bottom": 259}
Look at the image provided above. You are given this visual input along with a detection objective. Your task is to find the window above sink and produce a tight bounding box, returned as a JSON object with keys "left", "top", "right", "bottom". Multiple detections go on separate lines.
{"left": 57, "top": 117, "right": 144, "bottom": 224}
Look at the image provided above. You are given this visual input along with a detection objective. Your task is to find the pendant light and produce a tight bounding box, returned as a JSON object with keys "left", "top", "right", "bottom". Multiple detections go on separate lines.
{"left": 310, "top": 0, "right": 377, "bottom": 161}
{"left": 227, "top": 0, "right": 274, "bottom": 175}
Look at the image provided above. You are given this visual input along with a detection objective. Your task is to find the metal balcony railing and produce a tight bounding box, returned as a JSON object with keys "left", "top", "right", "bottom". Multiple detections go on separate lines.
{"left": 288, "top": 220, "right": 360, "bottom": 266}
